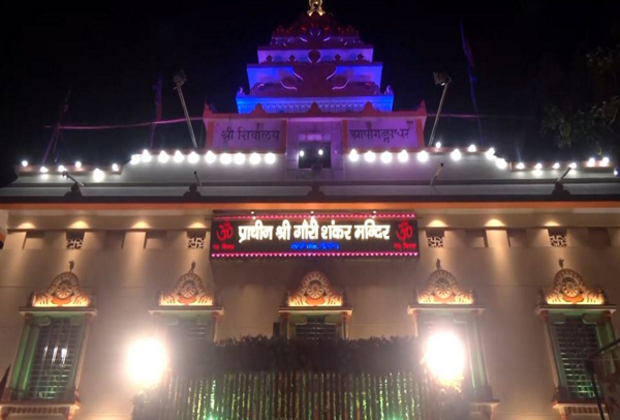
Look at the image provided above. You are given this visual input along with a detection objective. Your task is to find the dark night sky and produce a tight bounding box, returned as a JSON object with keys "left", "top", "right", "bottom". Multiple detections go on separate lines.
{"left": 1, "top": 0, "right": 618, "bottom": 184}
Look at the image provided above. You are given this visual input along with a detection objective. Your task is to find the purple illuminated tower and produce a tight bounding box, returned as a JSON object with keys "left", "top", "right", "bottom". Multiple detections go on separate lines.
{"left": 236, "top": 0, "right": 394, "bottom": 114}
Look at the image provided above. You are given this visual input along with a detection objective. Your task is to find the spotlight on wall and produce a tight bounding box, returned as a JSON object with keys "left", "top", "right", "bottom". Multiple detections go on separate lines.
{"left": 111, "top": 163, "right": 120, "bottom": 172}
{"left": 495, "top": 158, "right": 508, "bottom": 170}
{"left": 40, "top": 166, "right": 49, "bottom": 174}
{"left": 349, "top": 149, "right": 360, "bottom": 162}
{"left": 141, "top": 150, "right": 152, "bottom": 163}
{"left": 516, "top": 162, "right": 525, "bottom": 170}
{"left": 188, "top": 152, "right": 200, "bottom": 164}
{"left": 552, "top": 162, "right": 560, "bottom": 170}
{"left": 435, "top": 142, "right": 442, "bottom": 149}
{"left": 485, "top": 148, "right": 496, "bottom": 160}
{"left": 264, "top": 153, "right": 276, "bottom": 165}
{"left": 75, "top": 161, "right": 83, "bottom": 169}
{"left": 205, "top": 151, "right": 217, "bottom": 164}
{"left": 601, "top": 157, "right": 610, "bottom": 167}
{"left": 318, "top": 149, "right": 324, "bottom": 156}
{"left": 587, "top": 158, "right": 596, "bottom": 168}
{"left": 234, "top": 153, "right": 246, "bottom": 165}
{"left": 380, "top": 151, "right": 392, "bottom": 164}
{"left": 299, "top": 150, "right": 305, "bottom": 158}
{"left": 417, "top": 150, "right": 429, "bottom": 163}
{"left": 467, "top": 144, "right": 477, "bottom": 152}
{"left": 249, "top": 153, "right": 261, "bottom": 165}
{"left": 364, "top": 151, "right": 376, "bottom": 163}
{"left": 173, "top": 150, "right": 185, "bottom": 163}
{"left": 21, "top": 160, "right": 28, "bottom": 168}
{"left": 93, "top": 168, "right": 105, "bottom": 182}
{"left": 450, "top": 149, "right": 462, "bottom": 161}
{"left": 398, "top": 150, "right": 409, "bottom": 163}
{"left": 220, "top": 153, "right": 232, "bottom": 165}
{"left": 158, "top": 151, "right": 170, "bottom": 163}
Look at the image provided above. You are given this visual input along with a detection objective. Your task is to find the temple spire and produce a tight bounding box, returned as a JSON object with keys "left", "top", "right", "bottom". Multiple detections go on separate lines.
{"left": 308, "top": 0, "right": 325, "bottom": 16}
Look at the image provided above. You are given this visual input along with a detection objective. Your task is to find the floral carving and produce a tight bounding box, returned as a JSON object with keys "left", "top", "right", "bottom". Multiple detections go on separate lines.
{"left": 159, "top": 262, "right": 214, "bottom": 306}
{"left": 544, "top": 259, "right": 606, "bottom": 305}
{"left": 287, "top": 271, "right": 344, "bottom": 307}
{"left": 417, "top": 260, "right": 474, "bottom": 304}
{"left": 32, "top": 262, "right": 91, "bottom": 308}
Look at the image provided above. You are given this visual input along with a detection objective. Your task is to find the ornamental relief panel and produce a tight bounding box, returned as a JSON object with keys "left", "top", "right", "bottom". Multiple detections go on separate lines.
{"left": 543, "top": 259, "right": 606, "bottom": 305}
{"left": 159, "top": 262, "right": 214, "bottom": 307}
{"left": 32, "top": 261, "right": 91, "bottom": 308}
{"left": 417, "top": 259, "right": 474, "bottom": 305}
{"left": 287, "top": 271, "right": 344, "bottom": 307}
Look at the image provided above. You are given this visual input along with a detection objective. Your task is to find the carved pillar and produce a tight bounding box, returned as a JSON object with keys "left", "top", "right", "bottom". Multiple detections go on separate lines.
{"left": 212, "top": 312, "right": 222, "bottom": 342}
{"left": 340, "top": 312, "right": 349, "bottom": 339}
{"left": 280, "top": 313, "right": 291, "bottom": 339}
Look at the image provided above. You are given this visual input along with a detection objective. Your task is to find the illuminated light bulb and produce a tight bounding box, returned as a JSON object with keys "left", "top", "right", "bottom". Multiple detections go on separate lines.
{"left": 40, "top": 166, "right": 49, "bottom": 173}
{"left": 58, "top": 165, "right": 66, "bottom": 172}
{"left": 516, "top": 162, "right": 525, "bottom": 170}
{"left": 425, "top": 332, "right": 465, "bottom": 387}
{"left": 299, "top": 150, "right": 305, "bottom": 158}
{"left": 21, "top": 160, "right": 28, "bottom": 167}
{"left": 417, "top": 150, "right": 429, "bottom": 163}
{"left": 265, "top": 153, "right": 276, "bottom": 164}
{"left": 173, "top": 150, "right": 184, "bottom": 163}
{"left": 615, "top": 169, "right": 619, "bottom": 177}
{"left": 93, "top": 168, "right": 105, "bottom": 182}
{"left": 187, "top": 152, "right": 200, "bottom": 164}
{"left": 552, "top": 162, "right": 560, "bottom": 170}
{"left": 485, "top": 148, "right": 496, "bottom": 160}
{"left": 534, "top": 163, "right": 543, "bottom": 170}
{"left": 587, "top": 158, "right": 595, "bottom": 168}
{"left": 127, "top": 339, "right": 168, "bottom": 388}
{"left": 450, "top": 148, "right": 462, "bottom": 161}
{"left": 435, "top": 142, "right": 442, "bottom": 149}
{"left": 130, "top": 155, "right": 141, "bottom": 165}
{"left": 111, "top": 163, "right": 120, "bottom": 172}
{"left": 205, "top": 151, "right": 216, "bottom": 164}
{"left": 348, "top": 149, "right": 360, "bottom": 162}
{"left": 141, "top": 150, "right": 152, "bottom": 163}
{"left": 569, "top": 162, "right": 577, "bottom": 169}
{"left": 249, "top": 153, "right": 261, "bottom": 165}
{"left": 75, "top": 161, "right": 82, "bottom": 169}
{"left": 601, "top": 157, "right": 610, "bottom": 167}
{"left": 220, "top": 153, "right": 232, "bottom": 165}
{"left": 495, "top": 158, "right": 508, "bottom": 170}
{"left": 318, "top": 149, "right": 324, "bottom": 156}
{"left": 234, "top": 153, "right": 246, "bottom": 165}
{"left": 467, "top": 144, "right": 477, "bottom": 152}
{"left": 380, "top": 151, "right": 392, "bottom": 164}
{"left": 158, "top": 151, "right": 170, "bottom": 163}
{"left": 398, "top": 150, "right": 409, "bottom": 163}
{"left": 364, "top": 151, "right": 376, "bottom": 163}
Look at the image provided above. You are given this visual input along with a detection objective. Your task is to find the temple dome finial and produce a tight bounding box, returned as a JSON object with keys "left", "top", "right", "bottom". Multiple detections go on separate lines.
{"left": 308, "top": 0, "right": 325, "bottom": 16}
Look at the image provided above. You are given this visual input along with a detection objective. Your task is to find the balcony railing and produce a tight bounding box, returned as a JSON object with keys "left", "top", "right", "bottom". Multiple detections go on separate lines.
{"left": 133, "top": 337, "right": 439, "bottom": 420}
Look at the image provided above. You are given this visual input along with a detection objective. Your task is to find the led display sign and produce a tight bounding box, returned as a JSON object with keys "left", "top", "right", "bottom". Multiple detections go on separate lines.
{"left": 210, "top": 213, "right": 419, "bottom": 259}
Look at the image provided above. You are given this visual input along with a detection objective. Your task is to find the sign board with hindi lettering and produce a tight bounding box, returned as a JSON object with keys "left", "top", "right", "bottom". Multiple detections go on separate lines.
{"left": 210, "top": 214, "right": 419, "bottom": 259}
{"left": 345, "top": 119, "right": 423, "bottom": 150}
{"left": 208, "top": 120, "right": 285, "bottom": 152}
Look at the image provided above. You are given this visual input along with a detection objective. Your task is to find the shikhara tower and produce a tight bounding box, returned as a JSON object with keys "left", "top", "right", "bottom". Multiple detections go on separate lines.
{"left": 236, "top": 0, "right": 394, "bottom": 114}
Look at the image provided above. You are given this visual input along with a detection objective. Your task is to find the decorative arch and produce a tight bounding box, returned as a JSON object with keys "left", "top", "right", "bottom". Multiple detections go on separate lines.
{"left": 417, "top": 259, "right": 474, "bottom": 305}
{"left": 543, "top": 259, "right": 606, "bottom": 305}
{"left": 287, "top": 271, "right": 344, "bottom": 307}
{"left": 159, "top": 262, "right": 214, "bottom": 307}
{"left": 32, "top": 261, "right": 91, "bottom": 308}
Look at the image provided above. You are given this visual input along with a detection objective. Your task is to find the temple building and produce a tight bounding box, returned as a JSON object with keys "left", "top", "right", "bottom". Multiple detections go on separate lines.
{"left": 1, "top": 2, "right": 620, "bottom": 420}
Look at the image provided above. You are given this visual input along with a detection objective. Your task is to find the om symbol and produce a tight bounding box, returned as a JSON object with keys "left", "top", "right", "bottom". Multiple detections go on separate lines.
{"left": 216, "top": 221, "right": 234, "bottom": 242}
{"left": 396, "top": 221, "right": 413, "bottom": 241}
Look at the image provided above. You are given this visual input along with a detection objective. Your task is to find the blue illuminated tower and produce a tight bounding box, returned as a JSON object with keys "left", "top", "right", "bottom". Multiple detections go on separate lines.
{"left": 236, "top": 1, "right": 394, "bottom": 114}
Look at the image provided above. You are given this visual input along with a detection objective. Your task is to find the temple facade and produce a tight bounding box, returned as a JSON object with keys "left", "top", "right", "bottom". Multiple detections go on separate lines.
{"left": 1, "top": 2, "right": 620, "bottom": 420}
